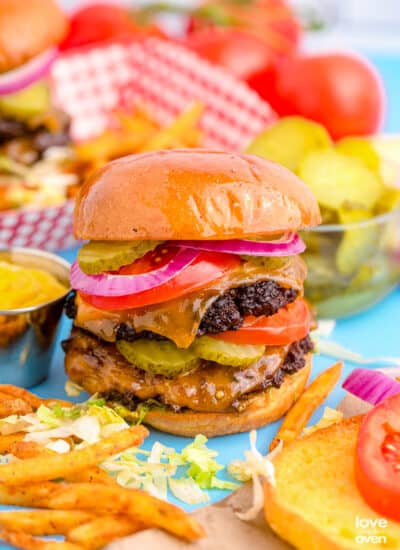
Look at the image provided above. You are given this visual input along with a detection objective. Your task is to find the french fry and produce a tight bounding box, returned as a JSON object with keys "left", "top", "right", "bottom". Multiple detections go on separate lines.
{"left": 8, "top": 442, "right": 119, "bottom": 486}
{"left": 0, "top": 425, "right": 148, "bottom": 485}
{"left": 0, "top": 394, "right": 33, "bottom": 417}
{"left": 0, "top": 529, "right": 83, "bottom": 550}
{"left": 65, "top": 466, "right": 119, "bottom": 487}
{"left": 140, "top": 102, "right": 204, "bottom": 151}
{"left": 67, "top": 515, "right": 144, "bottom": 550}
{"left": 270, "top": 361, "right": 343, "bottom": 451}
{"left": 0, "top": 385, "right": 43, "bottom": 409}
{"left": 9, "top": 440, "right": 45, "bottom": 460}
{"left": 0, "top": 511, "right": 95, "bottom": 536}
{"left": 0, "top": 433, "right": 25, "bottom": 454}
{"left": 0, "top": 482, "right": 205, "bottom": 541}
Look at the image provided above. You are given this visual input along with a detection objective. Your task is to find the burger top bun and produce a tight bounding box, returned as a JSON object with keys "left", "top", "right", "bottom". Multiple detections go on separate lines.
{"left": 0, "top": 0, "right": 68, "bottom": 73}
{"left": 74, "top": 149, "right": 321, "bottom": 241}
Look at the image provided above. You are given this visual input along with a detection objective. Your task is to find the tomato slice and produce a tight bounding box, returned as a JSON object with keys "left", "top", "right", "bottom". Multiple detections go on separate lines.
{"left": 212, "top": 298, "right": 311, "bottom": 346}
{"left": 82, "top": 250, "right": 240, "bottom": 310}
{"left": 355, "top": 393, "right": 400, "bottom": 522}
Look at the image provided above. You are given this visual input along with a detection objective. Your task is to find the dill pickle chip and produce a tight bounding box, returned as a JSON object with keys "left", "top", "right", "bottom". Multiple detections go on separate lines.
{"left": 0, "top": 82, "right": 50, "bottom": 120}
{"left": 336, "top": 137, "right": 381, "bottom": 172}
{"left": 298, "top": 149, "right": 383, "bottom": 211}
{"left": 370, "top": 136, "right": 400, "bottom": 186}
{"left": 246, "top": 116, "right": 331, "bottom": 172}
{"left": 116, "top": 339, "right": 200, "bottom": 377}
{"left": 191, "top": 336, "right": 265, "bottom": 367}
{"left": 77, "top": 240, "right": 163, "bottom": 274}
{"left": 336, "top": 209, "right": 378, "bottom": 276}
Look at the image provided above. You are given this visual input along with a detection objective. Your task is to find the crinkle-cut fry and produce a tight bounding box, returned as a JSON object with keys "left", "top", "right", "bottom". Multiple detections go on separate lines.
{"left": 67, "top": 515, "right": 145, "bottom": 550}
{"left": 0, "top": 433, "right": 25, "bottom": 454}
{"left": 270, "top": 361, "right": 343, "bottom": 451}
{"left": 0, "top": 510, "right": 95, "bottom": 536}
{"left": 0, "top": 482, "right": 205, "bottom": 541}
{"left": 0, "top": 529, "right": 83, "bottom": 550}
{"left": 0, "top": 425, "right": 148, "bottom": 485}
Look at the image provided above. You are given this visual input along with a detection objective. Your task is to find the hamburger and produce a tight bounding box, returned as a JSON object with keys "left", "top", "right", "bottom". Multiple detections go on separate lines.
{"left": 0, "top": 0, "right": 74, "bottom": 210}
{"left": 64, "top": 149, "right": 321, "bottom": 437}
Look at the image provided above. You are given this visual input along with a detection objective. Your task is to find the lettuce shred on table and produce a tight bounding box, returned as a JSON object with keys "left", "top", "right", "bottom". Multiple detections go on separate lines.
{"left": 311, "top": 320, "right": 400, "bottom": 367}
{"left": 102, "top": 434, "right": 239, "bottom": 505}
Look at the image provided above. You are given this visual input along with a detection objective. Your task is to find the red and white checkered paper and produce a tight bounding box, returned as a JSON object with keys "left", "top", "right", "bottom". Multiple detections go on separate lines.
{"left": 0, "top": 38, "right": 276, "bottom": 251}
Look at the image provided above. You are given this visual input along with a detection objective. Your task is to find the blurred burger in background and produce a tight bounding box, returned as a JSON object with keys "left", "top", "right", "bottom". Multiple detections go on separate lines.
{"left": 0, "top": 0, "right": 79, "bottom": 211}
{"left": 64, "top": 149, "right": 320, "bottom": 437}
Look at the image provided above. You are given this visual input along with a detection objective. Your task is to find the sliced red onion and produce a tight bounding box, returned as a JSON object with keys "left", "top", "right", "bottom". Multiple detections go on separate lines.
{"left": 0, "top": 48, "right": 58, "bottom": 95}
{"left": 173, "top": 233, "right": 305, "bottom": 256}
{"left": 70, "top": 248, "right": 199, "bottom": 297}
{"left": 342, "top": 368, "right": 400, "bottom": 406}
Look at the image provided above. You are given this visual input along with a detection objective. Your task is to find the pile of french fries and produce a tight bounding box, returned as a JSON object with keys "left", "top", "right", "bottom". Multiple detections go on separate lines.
{"left": 75, "top": 102, "right": 205, "bottom": 177}
{"left": 0, "top": 385, "right": 204, "bottom": 550}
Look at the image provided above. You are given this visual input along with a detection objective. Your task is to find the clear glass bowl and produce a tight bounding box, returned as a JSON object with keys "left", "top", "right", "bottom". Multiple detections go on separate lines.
{"left": 301, "top": 209, "right": 400, "bottom": 318}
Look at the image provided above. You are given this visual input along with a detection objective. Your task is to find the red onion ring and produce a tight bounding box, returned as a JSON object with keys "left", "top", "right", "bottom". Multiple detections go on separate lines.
{"left": 173, "top": 233, "right": 305, "bottom": 256}
{"left": 343, "top": 368, "right": 400, "bottom": 405}
{"left": 0, "top": 48, "right": 59, "bottom": 95}
{"left": 71, "top": 247, "right": 200, "bottom": 297}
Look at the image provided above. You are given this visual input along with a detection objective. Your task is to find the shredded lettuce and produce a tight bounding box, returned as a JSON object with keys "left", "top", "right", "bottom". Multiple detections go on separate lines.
{"left": 102, "top": 434, "right": 238, "bottom": 504}
{"left": 228, "top": 430, "right": 282, "bottom": 522}
{"left": 169, "top": 478, "right": 210, "bottom": 504}
{"left": 64, "top": 380, "right": 83, "bottom": 397}
{"left": 36, "top": 405, "right": 62, "bottom": 428}
{"left": 302, "top": 407, "right": 343, "bottom": 436}
{"left": 45, "top": 439, "right": 71, "bottom": 454}
{"left": 313, "top": 336, "right": 400, "bottom": 367}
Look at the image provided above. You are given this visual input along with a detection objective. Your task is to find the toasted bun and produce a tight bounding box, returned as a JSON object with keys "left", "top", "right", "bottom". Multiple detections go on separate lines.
{"left": 74, "top": 149, "right": 321, "bottom": 240}
{"left": 145, "top": 355, "right": 311, "bottom": 437}
{"left": 0, "top": 0, "right": 68, "bottom": 72}
{"left": 263, "top": 416, "right": 400, "bottom": 549}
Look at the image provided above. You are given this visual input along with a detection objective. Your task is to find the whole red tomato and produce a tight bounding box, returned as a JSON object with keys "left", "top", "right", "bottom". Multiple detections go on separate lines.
{"left": 61, "top": 3, "right": 164, "bottom": 51}
{"left": 184, "top": 0, "right": 301, "bottom": 81}
{"left": 248, "top": 52, "right": 385, "bottom": 139}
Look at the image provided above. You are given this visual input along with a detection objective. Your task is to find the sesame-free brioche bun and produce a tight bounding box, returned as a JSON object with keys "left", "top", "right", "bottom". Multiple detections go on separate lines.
{"left": 74, "top": 149, "right": 321, "bottom": 241}
{"left": 0, "top": 0, "right": 68, "bottom": 73}
{"left": 145, "top": 355, "right": 311, "bottom": 437}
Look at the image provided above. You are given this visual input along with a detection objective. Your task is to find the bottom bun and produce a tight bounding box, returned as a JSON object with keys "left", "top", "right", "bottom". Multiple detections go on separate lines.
{"left": 145, "top": 355, "right": 312, "bottom": 437}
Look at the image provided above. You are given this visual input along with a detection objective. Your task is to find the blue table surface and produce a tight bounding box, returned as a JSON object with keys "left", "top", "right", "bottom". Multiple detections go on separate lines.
{"left": 1, "top": 51, "right": 400, "bottom": 545}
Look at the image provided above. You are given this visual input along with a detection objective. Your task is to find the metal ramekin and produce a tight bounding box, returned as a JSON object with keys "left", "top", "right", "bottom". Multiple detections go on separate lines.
{"left": 0, "top": 248, "right": 70, "bottom": 388}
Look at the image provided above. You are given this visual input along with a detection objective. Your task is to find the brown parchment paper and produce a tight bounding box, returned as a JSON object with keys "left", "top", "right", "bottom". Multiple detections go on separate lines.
{"left": 107, "top": 368, "right": 398, "bottom": 550}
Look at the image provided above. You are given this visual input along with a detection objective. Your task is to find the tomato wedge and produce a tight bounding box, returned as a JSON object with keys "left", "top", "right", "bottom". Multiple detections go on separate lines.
{"left": 81, "top": 250, "right": 240, "bottom": 310}
{"left": 212, "top": 298, "right": 311, "bottom": 346}
{"left": 355, "top": 393, "right": 400, "bottom": 522}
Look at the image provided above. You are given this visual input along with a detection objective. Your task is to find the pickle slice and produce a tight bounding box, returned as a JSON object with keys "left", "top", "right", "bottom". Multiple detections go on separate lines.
{"left": 116, "top": 339, "right": 200, "bottom": 377}
{"left": 336, "top": 137, "right": 380, "bottom": 172}
{"left": 77, "top": 240, "right": 163, "bottom": 275}
{"left": 246, "top": 116, "right": 331, "bottom": 172}
{"left": 0, "top": 81, "right": 50, "bottom": 121}
{"left": 298, "top": 149, "right": 383, "bottom": 211}
{"left": 336, "top": 209, "right": 378, "bottom": 276}
{"left": 191, "top": 336, "right": 265, "bottom": 367}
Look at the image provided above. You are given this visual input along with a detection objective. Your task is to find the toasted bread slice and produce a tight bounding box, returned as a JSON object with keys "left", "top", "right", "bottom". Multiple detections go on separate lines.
{"left": 264, "top": 416, "right": 400, "bottom": 549}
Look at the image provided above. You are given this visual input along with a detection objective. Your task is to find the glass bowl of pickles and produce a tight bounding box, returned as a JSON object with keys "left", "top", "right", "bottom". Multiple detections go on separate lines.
{"left": 246, "top": 117, "right": 400, "bottom": 318}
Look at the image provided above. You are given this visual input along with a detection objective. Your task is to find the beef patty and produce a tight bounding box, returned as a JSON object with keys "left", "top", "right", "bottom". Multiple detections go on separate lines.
{"left": 63, "top": 328, "right": 312, "bottom": 414}
{"left": 65, "top": 279, "right": 298, "bottom": 341}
